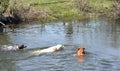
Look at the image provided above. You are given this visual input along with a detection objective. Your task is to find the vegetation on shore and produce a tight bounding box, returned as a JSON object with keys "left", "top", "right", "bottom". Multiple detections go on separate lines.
{"left": 0, "top": 0, "right": 120, "bottom": 23}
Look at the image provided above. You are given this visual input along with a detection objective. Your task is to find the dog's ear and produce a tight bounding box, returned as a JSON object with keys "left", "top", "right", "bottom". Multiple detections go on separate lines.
{"left": 77, "top": 48, "right": 80, "bottom": 51}
{"left": 24, "top": 45, "right": 27, "bottom": 48}
{"left": 83, "top": 48, "right": 85, "bottom": 50}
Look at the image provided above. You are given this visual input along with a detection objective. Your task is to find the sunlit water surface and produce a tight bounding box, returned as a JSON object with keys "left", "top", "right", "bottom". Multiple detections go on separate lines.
{"left": 0, "top": 18, "right": 120, "bottom": 71}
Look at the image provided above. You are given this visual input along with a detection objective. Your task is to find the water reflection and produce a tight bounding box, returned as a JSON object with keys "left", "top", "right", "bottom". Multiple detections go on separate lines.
{"left": 0, "top": 33, "right": 12, "bottom": 46}
{"left": 76, "top": 55, "right": 85, "bottom": 63}
{"left": 0, "top": 59, "right": 16, "bottom": 71}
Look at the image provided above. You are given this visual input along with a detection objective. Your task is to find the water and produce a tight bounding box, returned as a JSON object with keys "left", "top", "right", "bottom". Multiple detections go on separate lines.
{"left": 0, "top": 18, "right": 120, "bottom": 71}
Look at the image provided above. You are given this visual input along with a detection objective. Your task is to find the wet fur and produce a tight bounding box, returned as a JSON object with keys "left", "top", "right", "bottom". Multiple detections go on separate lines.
{"left": 32, "top": 44, "right": 64, "bottom": 55}
{"left": 77, "top": 46, "right": 85, "bottom": 56}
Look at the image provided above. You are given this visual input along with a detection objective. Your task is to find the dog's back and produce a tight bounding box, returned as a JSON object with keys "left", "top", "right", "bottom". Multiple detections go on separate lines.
{"left": 32, "top": 44, "right": 64, "bottom": 55}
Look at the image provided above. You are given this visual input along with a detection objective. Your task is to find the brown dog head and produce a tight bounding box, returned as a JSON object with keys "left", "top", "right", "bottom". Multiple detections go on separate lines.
{"left": 77, "top": 46, "right": 85, "bottom": 56}
{"left": 18, "top": 45, "right": 27, "bottom": 49}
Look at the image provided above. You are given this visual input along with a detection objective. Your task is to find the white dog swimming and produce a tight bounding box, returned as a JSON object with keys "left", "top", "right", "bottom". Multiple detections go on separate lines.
{"left": 32, "top": 44, "right": 64, "bottom": 55}
{"left": 1, "top": 45, "right": 27, "bottom": 51}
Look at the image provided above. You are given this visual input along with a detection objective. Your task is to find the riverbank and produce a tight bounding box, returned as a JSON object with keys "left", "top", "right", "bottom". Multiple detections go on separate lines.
{"left": 2, "top": 0, "right": 115, "bottom": 23}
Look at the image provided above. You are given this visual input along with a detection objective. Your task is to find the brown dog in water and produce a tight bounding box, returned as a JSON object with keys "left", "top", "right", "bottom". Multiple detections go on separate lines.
{"left": 76, "top": 46, "right": 85, "bottom": 62}
{"left": 77, "top": 46, "right": 85, "bottom": 56}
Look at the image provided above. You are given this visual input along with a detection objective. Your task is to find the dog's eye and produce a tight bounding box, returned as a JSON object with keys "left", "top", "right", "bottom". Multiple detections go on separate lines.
{"left": 82, "top": 52, "right": 85, "bottom": 54}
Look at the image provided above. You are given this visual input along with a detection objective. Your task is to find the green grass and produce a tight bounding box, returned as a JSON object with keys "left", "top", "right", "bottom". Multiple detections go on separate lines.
{"left": 6, "top": 0, "right": 114, "bottom": 22}
{"left": 89, "top": 0, "right": 113, "bottom": 12}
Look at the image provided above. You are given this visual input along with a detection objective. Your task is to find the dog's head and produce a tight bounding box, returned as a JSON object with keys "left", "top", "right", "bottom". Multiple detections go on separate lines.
{"left": 18, "top": 45, "right": 27, "bottom": 49}
{"left": 54, "top": 44, "right": 64, "bottom": 51}
{"left": 77, "top": 46, "right": 85, "bottom": 56}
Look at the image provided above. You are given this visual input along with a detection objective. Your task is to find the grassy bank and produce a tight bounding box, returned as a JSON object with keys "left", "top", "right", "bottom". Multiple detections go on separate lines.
{"left": 2, "top": 0, "right": 114, "bottom": 22}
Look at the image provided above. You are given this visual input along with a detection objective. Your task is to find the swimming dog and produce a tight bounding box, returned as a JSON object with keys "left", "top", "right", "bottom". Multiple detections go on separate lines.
{"left": 32, "top": 44, "right": 64, "bottom": 55}
{"left": 76, "top": 46, "right": 85, "bottom": 62}
{"left": 77, "top": 46, "right": 85, "bottom": 56}
{"left": 1, "top": 44, "right": 27, "bottom": 51}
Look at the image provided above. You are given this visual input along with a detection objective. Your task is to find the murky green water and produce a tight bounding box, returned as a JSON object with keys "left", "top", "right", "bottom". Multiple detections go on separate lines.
{"left": 0, "top": 18, "right": 120, "bottom": 71}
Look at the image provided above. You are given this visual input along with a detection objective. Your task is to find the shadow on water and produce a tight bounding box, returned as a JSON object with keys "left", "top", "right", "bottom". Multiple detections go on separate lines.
{"left": 0, "top": 33, "right": 12, "bottom": 46}
{"left": 1, "top": 17, "right": 120, "bottom": 71}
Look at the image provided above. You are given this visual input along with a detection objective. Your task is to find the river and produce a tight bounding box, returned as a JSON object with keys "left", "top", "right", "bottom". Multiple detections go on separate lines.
{"left": 0, "top": 18, "right": 120, "bottom": 71}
